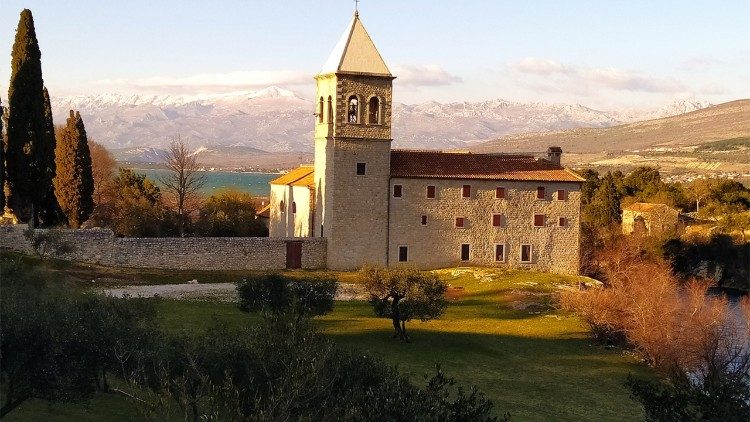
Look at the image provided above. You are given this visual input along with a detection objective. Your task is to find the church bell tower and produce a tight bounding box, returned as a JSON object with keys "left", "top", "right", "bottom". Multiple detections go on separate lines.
{"left": 313, "top": 12, "right": 394, "bottom": 269}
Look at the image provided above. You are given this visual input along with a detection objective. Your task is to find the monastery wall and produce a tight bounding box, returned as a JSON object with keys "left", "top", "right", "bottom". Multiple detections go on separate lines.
{"left": 0, "top": 225, "right": 326, "bottom": 270}
{"left": 388, "top": 179, "right": 582, "bottom": 275}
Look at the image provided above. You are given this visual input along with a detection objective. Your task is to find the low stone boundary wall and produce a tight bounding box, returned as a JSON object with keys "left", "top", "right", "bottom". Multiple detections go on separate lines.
{"left": 0, "top": 225, "right": 326, "bottom": 270}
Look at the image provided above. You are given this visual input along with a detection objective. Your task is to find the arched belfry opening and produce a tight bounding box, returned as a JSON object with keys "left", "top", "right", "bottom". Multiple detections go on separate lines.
{"left": 327, "top": 96, "right": 333, "bottom": 124}
{"left": 368, "top": 96, "right": 380, "bottom": 124}
{"left": 347, "top": 96, "right": 359, "bottom": 123}
{"left": 318, "top": 97, "right": 324, "bottom": 123}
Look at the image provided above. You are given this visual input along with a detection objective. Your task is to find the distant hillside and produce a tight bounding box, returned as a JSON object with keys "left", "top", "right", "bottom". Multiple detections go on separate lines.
{"left": 473, "top": 99, "right": 750, "bottom": 154}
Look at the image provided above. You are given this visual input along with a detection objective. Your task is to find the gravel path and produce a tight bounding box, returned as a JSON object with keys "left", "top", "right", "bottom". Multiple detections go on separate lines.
{"left": 101, "top": 282, "right": 367, "bottom": 302}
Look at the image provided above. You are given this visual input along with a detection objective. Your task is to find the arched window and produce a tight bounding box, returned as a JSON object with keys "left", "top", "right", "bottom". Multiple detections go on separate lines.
{"left": 279, "top": 200, "right": 285, "bottom": 213}
{"left": 318, "top": 97, "right": 324, "bottom": 123}
{"left": 347, "top": 95, "right": 359, "bottom": 123}
{"left": 368, "top": 96, "right": 380, "bottom": 124}
{"left": 327, "top": 96, "right": 333, "bottom": 124}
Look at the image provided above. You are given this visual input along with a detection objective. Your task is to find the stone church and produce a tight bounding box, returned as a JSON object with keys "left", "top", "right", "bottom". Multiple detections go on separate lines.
{"left": 269, "top": 12, "right": 584, "bottom": 274}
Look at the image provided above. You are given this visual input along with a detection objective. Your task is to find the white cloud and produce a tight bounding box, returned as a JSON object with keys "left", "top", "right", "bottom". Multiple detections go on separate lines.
{"left": 581, "top": 68, "right": 685, "bottom": 93}
{"left": 680, "top": 56, "right": 725, "bottom": 71}
{"left": 92, "top": 70, "right": 310, "bottom": 93}
{"left": 509, "top": 58, "right": 573, "bottom": 76}
{"left": 508, "top": 58, "right": 686, "bottom": 94}
{"left": 391, "top": 64, "right": 462, "bottom": 87}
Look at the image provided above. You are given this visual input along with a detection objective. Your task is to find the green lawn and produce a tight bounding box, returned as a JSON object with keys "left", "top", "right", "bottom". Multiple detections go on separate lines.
{"left": 6, "top": 268, "right": 649, "bottom": 421}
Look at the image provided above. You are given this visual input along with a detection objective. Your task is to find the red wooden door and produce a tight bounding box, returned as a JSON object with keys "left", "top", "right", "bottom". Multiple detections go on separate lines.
{"left": 286, "top": 241, "right": 302, "bottom": 269}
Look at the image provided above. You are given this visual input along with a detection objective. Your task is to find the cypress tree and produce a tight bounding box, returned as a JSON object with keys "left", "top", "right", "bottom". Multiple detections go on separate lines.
{"left": 54, "top": 111, "right": 94, "bottom": 228}
{"left": 6, "top": 9, "right": 56, "bottom": 226}
{"left": 39, "top": 87, "right": 65, "bottom": 225}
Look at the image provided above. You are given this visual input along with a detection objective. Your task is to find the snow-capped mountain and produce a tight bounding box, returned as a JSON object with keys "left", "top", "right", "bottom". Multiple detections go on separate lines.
{"left": 50, "top": 87, "right": 712, "bottom": 157}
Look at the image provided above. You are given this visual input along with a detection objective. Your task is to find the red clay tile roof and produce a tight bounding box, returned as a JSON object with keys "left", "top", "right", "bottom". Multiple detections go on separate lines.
{"left": 270, "top": 166, "right": 314, "bottom": 188}
{"left": 390, "top": 150, "right": 585, "bottom": 182}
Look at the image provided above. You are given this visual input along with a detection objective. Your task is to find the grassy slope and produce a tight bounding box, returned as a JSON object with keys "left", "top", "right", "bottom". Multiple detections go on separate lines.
{"left": 6, "top": 269, "right": 649, "bottom": 421}
{"left": 473, "top": 99, "right": 750, "bottom": 154}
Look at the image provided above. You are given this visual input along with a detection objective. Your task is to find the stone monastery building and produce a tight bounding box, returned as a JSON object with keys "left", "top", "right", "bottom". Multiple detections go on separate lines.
{"left": 269, "top": 13, "right": 584, "bottom": 274}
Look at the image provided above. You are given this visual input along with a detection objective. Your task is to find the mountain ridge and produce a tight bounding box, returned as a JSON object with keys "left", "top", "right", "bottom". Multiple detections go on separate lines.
{"left": 49, "top": 87, "right": 717, "bottom": 159}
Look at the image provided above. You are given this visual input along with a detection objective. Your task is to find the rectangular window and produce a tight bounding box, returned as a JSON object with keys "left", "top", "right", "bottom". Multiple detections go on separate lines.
{"left": 520, "top": 244, "right": 532, "bottom": 263}
{"left": 492, "top": 214, "right": 504, "bottom": 227}
{"left": 398, "top": 246, "right": 408, "bottom": 262}
{"left": 533, "top": 214, "right": 545, "bottom": 227}
{"left": 495, "top": 244, "right": 506, "bottom": 262}
{"left": 536, "top": 186, "right": 546, "bottom": 199}
{"left": 461, "top": 244, "right": 470, "bottom": 261}
{"left": 558, "top": 217, "right": 567, "bottom": 227}
{"left": 495, "top": 187, "right": 506, "bottom": 199}
{"left": 356, "top": 162, "right": 366, "bottom": 175}
{"left": 426, "top": 185, "right": 436, "bottom": 199}
{"left": 393, "top": 184, "right": 402, "bottom": 198}
{"left": 557, "top": 189, "right": 567, "bottom": 200}
{"left": 455, "top": 217, "right": 465, "bottom": 228}
{"left": 462, "top": 185, "right": 471, "bottom": 198}
{"left": 421, "top": 215, "right": 428, "bottom": 226}
{"left": 292, "top": 202, "right": 297, "bottom": 214}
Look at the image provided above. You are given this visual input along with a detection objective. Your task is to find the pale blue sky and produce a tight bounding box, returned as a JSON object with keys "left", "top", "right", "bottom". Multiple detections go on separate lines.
{"left": 1, "top": 0, "right": 748, "bottom": 109}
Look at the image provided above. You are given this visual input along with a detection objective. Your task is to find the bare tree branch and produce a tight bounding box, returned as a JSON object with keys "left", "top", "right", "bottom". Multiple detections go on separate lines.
{"left": 158, "top": 135, "right": 206, "bottom": 237}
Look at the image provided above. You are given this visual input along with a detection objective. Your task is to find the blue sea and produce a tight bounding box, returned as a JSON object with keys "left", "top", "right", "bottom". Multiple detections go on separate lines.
{"left": 137, "top": 169, "right": 278, "bottom": 197}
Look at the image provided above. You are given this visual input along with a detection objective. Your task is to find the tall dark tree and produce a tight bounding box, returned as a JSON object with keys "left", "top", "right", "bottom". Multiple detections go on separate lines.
{"left": 39, "top": 87, "right": 64, "bottom": 225}
{"left": 6, "top": 9, "right": 57, "bottom": 226}
{"left": 53, "top": 110, "right": 94, "bottom": 228}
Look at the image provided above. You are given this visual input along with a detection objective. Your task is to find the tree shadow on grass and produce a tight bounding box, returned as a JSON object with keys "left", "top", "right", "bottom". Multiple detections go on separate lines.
{"left": 324, "top": 328, "right": 649, "bottom": 422}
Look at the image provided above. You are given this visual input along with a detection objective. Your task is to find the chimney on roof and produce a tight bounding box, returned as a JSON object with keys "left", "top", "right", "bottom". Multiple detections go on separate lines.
{"left": 547, "top": 146, "right": 562, "bottom": 166}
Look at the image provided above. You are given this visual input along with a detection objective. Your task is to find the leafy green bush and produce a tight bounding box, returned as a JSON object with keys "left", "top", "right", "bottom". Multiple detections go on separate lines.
{"left": 195, "top": 189, "right": 268, "bottom": 237}
{"left": 236, "top": 273, "right": 338, "bottom": 318}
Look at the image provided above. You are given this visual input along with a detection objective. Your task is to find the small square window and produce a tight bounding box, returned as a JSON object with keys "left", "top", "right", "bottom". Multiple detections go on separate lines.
{"left": 536, "top": 186, "right": 546, "bottom": 199}
{"left": 495, "top": 244, "right": 506, "bottom": 262}
{"left": 421, "top": 215, "right": 428, "bottom": 226}
{"left": 558, "top": 217, "right": 567, "bottom": 227}
{"left": 520, "top": 244, "right": 532, "bottom": 263}
{"left": 492, "top": 214, "right": 504, "bottom": 227}
{"left": 398, "top": 246, "right": 408, "bottom": 262}
{"left": 426, "top": 185, "right": 436, "bottom": 199}
{"left": 461, "top": 244, "right": 470, "bottom": 261}
{"left": 557, "top": 189, "right": 567, "bottom": 200}
{"left": 455, "top": 217, "right": 465, "bottom": 228}
{"left": 533, "top": 214, "right": 545, "bottom": 227}
{"left": 393, "top": 185, "right": 402, "bottom": 198}
{"left": 462, "top": 185, "right": 471, "bottom": 198}
{"left": 356, "top": 162, "right": 366, "bottom": 175}
{"left": 496, "top": 187, "right": 506, "bottom": 199}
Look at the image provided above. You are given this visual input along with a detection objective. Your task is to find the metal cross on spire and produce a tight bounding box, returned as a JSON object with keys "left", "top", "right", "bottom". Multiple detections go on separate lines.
{"left": 354, "top": 0, "right": 360, "bottom": 15}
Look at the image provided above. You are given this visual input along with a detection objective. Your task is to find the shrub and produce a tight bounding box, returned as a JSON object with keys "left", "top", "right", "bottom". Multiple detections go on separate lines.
{"left": 236, "top": 274, "right": 337, "bottom": 319}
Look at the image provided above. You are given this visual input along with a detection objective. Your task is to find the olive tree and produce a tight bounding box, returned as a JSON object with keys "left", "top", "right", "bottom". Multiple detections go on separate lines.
{"left": 361, "top": 265, "right": 447, "bottom": 342}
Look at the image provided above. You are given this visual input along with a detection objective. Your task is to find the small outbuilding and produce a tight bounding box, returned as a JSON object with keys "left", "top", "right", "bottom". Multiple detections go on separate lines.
{"left": 622, "top": 202, "right": 681, "bottom": 236}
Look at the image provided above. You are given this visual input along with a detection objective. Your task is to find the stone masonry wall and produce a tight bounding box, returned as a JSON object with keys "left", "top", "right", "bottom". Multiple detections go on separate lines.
{"left": 388, "top": 178, "right": 582, "bottom": 275}
{"left": 0, "top": 225, "right": 326, "bottom": 270}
